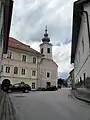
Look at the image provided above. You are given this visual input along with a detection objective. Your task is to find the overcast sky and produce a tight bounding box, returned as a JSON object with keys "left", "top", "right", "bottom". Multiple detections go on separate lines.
{"left": 10, "top": 0, "right": 76, "bottom": 79}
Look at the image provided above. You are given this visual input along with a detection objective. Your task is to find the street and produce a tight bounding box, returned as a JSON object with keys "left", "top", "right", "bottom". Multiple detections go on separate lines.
{"left": 10, "top": 88, "right": 90, "bottom": 120}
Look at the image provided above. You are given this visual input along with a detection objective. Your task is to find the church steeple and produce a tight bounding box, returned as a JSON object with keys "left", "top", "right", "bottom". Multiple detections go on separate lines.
{"left": 42, "top": 26, "right": 50, "bottom": 42}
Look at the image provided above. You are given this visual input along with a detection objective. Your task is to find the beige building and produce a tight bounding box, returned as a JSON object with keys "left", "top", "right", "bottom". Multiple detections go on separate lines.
{"left": 0, "top": 28, "right": 58, "bottom": 89}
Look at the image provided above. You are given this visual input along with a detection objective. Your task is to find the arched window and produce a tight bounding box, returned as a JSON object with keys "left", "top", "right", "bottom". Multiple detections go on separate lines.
{"left": 82, "top": 39, "right": 84, "bottom": 52}
{"left": 14, "top": 67, "right": 18, "bottom": 74}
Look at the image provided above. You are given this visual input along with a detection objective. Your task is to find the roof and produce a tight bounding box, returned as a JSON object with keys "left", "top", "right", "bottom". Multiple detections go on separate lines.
{"left": 71, "top": 0, "right": 90, "bottom": 63}
{"left": 69, "top": 69, "right": 74, "bottom": 74}
{"left": 40, "top": 42, "right": 53, "bottom": 46}
{"left": 3, "top": 0, "right": 13, "bottom": 54}
{"left": 40, "top": 58, "right": 58, "bottom": 67}
{"left": 8, "top": 37, "right": 44, "bottom": 56}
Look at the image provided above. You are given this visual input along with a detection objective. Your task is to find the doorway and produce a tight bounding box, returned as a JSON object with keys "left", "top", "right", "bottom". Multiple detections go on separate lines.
{"left": 46, "top": 82, "right": 51, "bottom": 88}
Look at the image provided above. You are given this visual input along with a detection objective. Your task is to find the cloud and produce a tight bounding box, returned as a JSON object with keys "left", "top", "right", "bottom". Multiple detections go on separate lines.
{"left": 58, "top": 72, "right": 68, "bottom": 79}
{"left": 10, "top": 0, "right": 76, "bottom": 78}
{"left": 10, "top": 0, "right": 75, "bottom": 43}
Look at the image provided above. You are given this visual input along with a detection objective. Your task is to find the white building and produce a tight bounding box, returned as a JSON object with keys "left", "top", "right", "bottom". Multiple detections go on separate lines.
{"left": 71, "top": 0, "right": 90, "bottom": 85}
{"left": 0, "top": 27, "right": 58, "bottom": 89}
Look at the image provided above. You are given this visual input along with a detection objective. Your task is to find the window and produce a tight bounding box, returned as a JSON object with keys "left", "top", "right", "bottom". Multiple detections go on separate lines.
{"left": 21, "top": 69, "right": 25, "bottom": 75}
{"left": 79, "top": 52, "right": 80, "bottom": 62}
{"left": 41, "top": 48, "right": 43, "bottom": 53}
{"left": 82, "top": 39, "right": 84, "bottom": 52}
{"left": 1, "top": 65, "right": 3, "bottom": 72}
{"left": 83, "top": 73, "right": 86, "bottom": 86}
{"left": 46, "top": 82, "right": 51, "bottom": 87}
{"left": 7, "top": 51, "right": 12, "bottom": 59}
{"left": 33, "top": 57, "right": 36, "bottom": 63}
{"left": 14, "top": 67, "right": 18, "bottom": 74}
{"left": 47, "top": 48, "right": 50, "bottom": 53}
{"left": 6, "top": 67, "right": 10, "bottom": 73}
{"left": 22, "top": 55, "right": 26, "bottom": 62}
{"left": 32, "top": 70, "right": 36, "bottom": 76}
{"left": 32, "top": 82, "right": 35, "bottom": 89}
{"left": 47, "top": 72, "right": 50, "bottom": 78}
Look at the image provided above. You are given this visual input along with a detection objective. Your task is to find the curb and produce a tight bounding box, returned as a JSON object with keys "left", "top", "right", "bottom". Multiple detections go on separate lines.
{"left": 71, "top": 90, "right": 90, "bottom": 103}
{"left": 8, "top": 94, "right": 20, "bottom": 120}
{"left": 0, "top": 93, "right": 19, "bottom": 120}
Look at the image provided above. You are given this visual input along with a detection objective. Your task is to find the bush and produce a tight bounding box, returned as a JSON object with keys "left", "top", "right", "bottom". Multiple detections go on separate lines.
{"left": 37, "top": 87, "right": 45, "bottom": 91}
{"left": 45, "top": 86, "right": 58, "bottom": 91}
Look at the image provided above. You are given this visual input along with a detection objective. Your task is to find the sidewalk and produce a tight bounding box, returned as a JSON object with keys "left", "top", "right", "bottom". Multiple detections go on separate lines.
{"left": 0, "top": 90, "right": 4, "bottom": 103}
{"left": 0, "top": 93, "right": 18, "bottom": 120}
{"left": 71, "top": 88, "right": 90, "bottom": 103}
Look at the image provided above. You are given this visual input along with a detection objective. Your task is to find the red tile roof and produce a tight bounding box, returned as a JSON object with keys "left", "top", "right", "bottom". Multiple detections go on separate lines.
{"left": 8, "top": 37, "right": 43, "bottom": 55}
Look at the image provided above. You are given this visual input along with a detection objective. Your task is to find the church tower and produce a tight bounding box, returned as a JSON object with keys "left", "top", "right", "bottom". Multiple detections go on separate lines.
{"left": 40, "top": 26, "right": 53, "bottom": 59}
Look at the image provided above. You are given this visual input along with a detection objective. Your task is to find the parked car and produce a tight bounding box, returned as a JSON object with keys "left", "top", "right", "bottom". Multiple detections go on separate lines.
{"left": 8, "top": 82, "right": 31, "bottom": 93}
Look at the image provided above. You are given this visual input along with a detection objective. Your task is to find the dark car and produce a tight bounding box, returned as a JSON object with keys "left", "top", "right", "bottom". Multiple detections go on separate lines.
{"left": 8, "top": 82, "right": 31, "bottom": 93}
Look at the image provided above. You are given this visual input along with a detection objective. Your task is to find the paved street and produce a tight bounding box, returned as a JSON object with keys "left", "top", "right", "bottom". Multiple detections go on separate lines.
{"left": 10, "top": 88, "right": 90, "bottom": 120}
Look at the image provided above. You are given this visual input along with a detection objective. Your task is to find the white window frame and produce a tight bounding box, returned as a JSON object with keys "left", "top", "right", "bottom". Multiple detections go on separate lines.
{"left": 21, "top": 68, "right": 26, "bottom": 75}
{"left": 7, "top": 51, "right": 12, "bottom": 59}
{"left": 21, "top": 54, "right": 27, "bottom": 62}
{"left": 32, "top": 57, "right": 37, "bottom": 64}
{"left": 47, "top": 48, "right": 50, "bottom": 53}
{"left": 6, "top": 66, "right": 10, "bottom": 73}
{"left": 46, "top": 72, "right": 51, "bottom": 78}
{"left": 14, "top": 66, "right": 18, "bottom": 74}
{"left": 32, "top": 82, "right": 36, "bottom": 89}
{"left": 32, "top": 70, "right": 36, "bottom": 76}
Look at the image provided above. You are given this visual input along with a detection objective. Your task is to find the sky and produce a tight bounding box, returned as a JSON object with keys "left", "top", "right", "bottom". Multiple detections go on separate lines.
{"left": 10, "top": 0, "right": 76, "bottom": 79}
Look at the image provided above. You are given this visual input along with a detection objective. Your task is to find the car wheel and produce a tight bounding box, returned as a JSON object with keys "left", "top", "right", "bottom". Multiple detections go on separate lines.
{"left": 7, "top": 89, "right": 12, "bottom": 93}
{"left": 24, "top": 89, "right": 28, "bottom": 93}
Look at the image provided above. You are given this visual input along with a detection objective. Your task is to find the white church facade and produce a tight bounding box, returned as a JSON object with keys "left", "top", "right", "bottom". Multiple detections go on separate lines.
{"left": 0, "top": 27, "right": 58, "bottom": 89}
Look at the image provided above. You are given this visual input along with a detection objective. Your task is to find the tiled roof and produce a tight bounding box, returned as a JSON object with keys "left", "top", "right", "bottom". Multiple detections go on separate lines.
{"left": 8, "top": 37, "right": 43, "bottom": 56}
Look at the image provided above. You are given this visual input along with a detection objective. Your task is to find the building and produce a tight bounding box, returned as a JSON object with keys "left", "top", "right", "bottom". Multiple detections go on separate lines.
{"left": 39, "top": 26, "right": 58, "bottom": 88}
{"left": 69, "top": 69, "right": 75, "bottom": 89}
{"left": 0, "top": 0, "right": 13, "bottom": 74}
{"left": 0, "top": 27, "right": 58, "bottom": 89}
{"left": 71, "top": 0, "right": 90, "bottom": 86}
{"left": 66, "top": 75, "right": 71, "bottom": 88}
